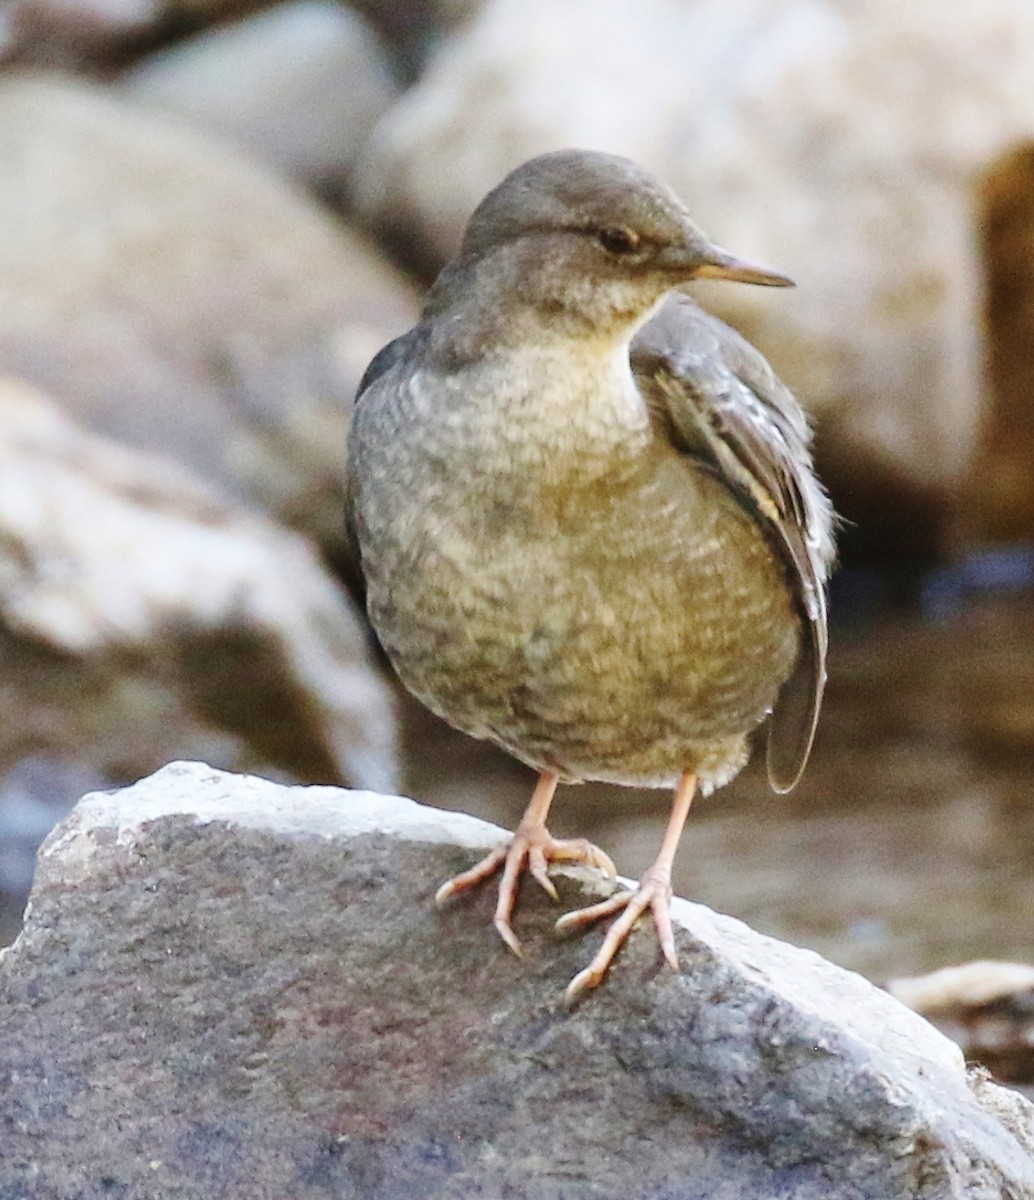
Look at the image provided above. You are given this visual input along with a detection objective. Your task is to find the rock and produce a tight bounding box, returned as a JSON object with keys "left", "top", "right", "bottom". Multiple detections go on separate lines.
{"left": 890, "top": 962, "right": 1034, "bottom": 1091}
{"left": 0, "top": 757, "right": 112, "bottom": 947}
{"left": 358, "top": 0, "right": 1034, "bottom": 547}
{"left": 1, "top": 761, "right": 1031, "bottom": 1198}
{"left": 1, "top": 0, "right": 293, "bottom": 70}
{"left": 0, "top": 73, "right": 420, "bottom": 559}
{"left": 0, "top": 378, "right": 397, "bottom": 793}
{"left": 890, "top": 961, "right": 1034, "bottom": 1015}
{"left": 120, "top": 2, "right": 401, "bottom": 193}
{"left": 0, "top": 0, "right": 159, "bottom": 69}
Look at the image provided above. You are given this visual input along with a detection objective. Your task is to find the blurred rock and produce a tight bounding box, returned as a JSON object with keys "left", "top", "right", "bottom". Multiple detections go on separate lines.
{"left": 0, "top": 0, "right": 284, "bottom": 69}
{"left": 162, "top": 0, "right": 278, "bottom": 18}
{"left": 890, "top": 962, "right": 1034, "bottom": 1089}
{"left": 1, "top": 760, "right": 1032, "bottom": 1198}
{"left": 0, "top": 377, "right": 397, "bottom": 793}
{"left": 120, "top": 2, "right": 400, "bottom": 193}
{"left": 0, "top": 0, "right": 159, "bottom": 69}
{"left": 358, "top": 0, "right": 1034, "bottom": 552}
{"left": 0, "top": 72, "right": 420, "bottom": 559}
{"left": 890, "top": 961, "right": 1034, "bottom": 1015}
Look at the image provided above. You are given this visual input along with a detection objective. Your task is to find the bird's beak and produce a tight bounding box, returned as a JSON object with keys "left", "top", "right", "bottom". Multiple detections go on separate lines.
{"left": 693, "top": 244, "right": 795, "bottom": 288}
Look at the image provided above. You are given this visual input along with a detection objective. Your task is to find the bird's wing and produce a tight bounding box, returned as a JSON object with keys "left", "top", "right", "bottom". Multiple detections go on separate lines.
{"left": 354, "top": 327, "right": 425, "bottom": 403}
{"left": 632, "top": 293, "right": 835, "bottom": 792}
{"left": 345, "top": 327, "right": 427, "bottom": 569}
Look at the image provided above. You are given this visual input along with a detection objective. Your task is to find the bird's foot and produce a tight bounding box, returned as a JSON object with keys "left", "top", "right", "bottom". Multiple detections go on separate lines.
{"left": 556, "top": 863, "right": 679, "bottom": 1005}
{"left": 435, "top": 821, "right": 616, "bottom": 957}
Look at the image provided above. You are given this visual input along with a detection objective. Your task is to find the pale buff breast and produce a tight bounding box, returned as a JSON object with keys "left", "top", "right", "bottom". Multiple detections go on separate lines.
{"left": 362, "top": 430, "right": 800, "bottom": 790}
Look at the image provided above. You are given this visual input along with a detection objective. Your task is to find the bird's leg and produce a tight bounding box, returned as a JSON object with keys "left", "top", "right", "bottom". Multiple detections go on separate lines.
{"left": 435, "top": 769, "right": 616, "bottom": 956}
{"left": 557, "top": 770, "right": 697, "bottom": 1004}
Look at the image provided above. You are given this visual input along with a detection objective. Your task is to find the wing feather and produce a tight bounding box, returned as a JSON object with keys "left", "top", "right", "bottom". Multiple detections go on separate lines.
{"left": 632, "top": 294, "right": 835, "bottom": 791}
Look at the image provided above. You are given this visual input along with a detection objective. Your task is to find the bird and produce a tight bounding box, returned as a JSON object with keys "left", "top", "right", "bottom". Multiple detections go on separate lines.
{"left": 346, "top": 148, "right": 835, "bottom": 1004}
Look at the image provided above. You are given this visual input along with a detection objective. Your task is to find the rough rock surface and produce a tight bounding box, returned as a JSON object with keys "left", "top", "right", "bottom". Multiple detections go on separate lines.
{"left": 0, "top": 72, "right": 419, "bottom": 557}
{"left": 120, "top": 2, "right": 400, "bottom": 192}
{"left": 0, "top": 379, "right": 397, "bottom": 792}
{"left": 359, "top": 0, "right": 1034, "bottom": 525}
{"left": 1, "top": 762, "right": 1032, "bottom": 1199}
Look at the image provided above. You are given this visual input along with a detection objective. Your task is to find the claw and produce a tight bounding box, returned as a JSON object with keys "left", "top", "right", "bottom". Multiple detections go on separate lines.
{"left": 433, "top": 772, "right": 615, "bottom": 957}
{"left": 562, "top": 869, "right": 679, "bottom": 1006}
{"left": 493, "top": 915, "right": 524, "bottom": 957}
{"left": 436, "top": 770, "right": 697, "bottom": 1004}
{"left": 436, "top": 827, "right": 616, "bottom": 951}
{"left": 528, "top": 845, "right": 560, "bottom": 901}
{"left": 554, "top": 890, "right": 630, "bottom": 936}
{"left": 563, "top": 770, "right": 697, "bottom": 1002}
{"left": 434, "top": 846, "right": 508, "bottom": 907}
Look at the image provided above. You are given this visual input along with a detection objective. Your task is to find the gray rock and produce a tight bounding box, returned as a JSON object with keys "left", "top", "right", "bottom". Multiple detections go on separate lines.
{"left": 0, "top": 73, "right": 419, "bottom": 558}
{"left": 890, "top": 962, "right": 1034, "bottom": 1095}
{"left": 120, "top": 2, "right": 401, "bottom": 192}
{"left": 1, "top": 760, "right": 1031, "bottom": 1198}
{"left": 358, "top": 0, "right": 1034, "bottom": 529}
{"left": 0, "top": 379, "right": 397, "bottom": 792}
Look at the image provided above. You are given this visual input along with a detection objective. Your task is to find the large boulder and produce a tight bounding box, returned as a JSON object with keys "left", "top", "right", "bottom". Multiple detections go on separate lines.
{"left": 120, "top": 2, "right": 401, "bottom": 193}
{"left": 1, "top": 761, "right": 1032, "bottom": 1198}
{"left": 0, "top": 72, "right": 419, "bottom": 558}
{"left": 0, "top": 378, "right": 397, "bottom": 792}
{"left": 358, "top": 0, "right": 1034, "bottom": 547}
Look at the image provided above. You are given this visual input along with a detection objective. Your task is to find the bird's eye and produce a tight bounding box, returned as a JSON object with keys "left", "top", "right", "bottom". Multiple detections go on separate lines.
{"left": 597, "top": 226, "right": 641, "bottom": 255}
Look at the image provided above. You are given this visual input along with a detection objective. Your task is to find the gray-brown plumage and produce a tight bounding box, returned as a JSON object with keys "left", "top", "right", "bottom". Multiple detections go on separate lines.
{"left": 346, "top": 149, "right": 834, "bottom": 1000}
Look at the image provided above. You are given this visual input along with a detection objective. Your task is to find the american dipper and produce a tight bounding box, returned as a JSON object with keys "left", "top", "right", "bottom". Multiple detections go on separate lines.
{"left": 346, "top": 149, "right": 835, "bottom": 1003}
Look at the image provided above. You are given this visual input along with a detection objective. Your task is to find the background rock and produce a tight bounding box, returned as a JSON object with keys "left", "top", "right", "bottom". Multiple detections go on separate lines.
{"left": 0, "top": 761, "right": 1031, "bottom": 1199}
{"left": 0, "top": 71, "right": 419, "bottom": 560}
{"left": 0, "top": 0, "right": 159, "bottom": 70}
{"left": 357, "top": 0, "right": 1034, "bottom": 555}
{"left": 0, "top": 378, "right": 397, "bottom": 796}
{"left": 120, "top": 2, "right": 401, "bottom": 194}
{"left": 890, "top": 962, "right": 1034, "bottom": 1096}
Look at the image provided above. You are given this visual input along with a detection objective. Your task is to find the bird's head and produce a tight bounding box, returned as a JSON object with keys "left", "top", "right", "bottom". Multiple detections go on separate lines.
{"left": 450, "top": 148, "right": 792, "bottom": 338}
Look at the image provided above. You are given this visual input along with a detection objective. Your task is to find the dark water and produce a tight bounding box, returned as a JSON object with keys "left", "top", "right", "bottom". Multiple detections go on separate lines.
{"left": 403, "top": 590, "right": 1034, "bottom": 985}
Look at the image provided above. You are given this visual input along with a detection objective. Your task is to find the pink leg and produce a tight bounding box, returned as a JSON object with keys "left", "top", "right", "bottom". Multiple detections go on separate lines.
{"left": 435, "top": 770, "right": 616, "bottom": 957}
{"left": 557, "top": 770, "right": 697, "bottom": 1004}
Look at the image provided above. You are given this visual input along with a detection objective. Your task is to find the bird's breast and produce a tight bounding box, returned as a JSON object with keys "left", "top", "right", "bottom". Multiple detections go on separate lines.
{"left": 351, "top": 341, "right": 800, "bottom": 786}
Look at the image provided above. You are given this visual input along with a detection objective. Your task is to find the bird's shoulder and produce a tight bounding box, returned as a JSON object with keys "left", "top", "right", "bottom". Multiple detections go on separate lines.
{"left": 354, "top": 325, "right": 431, "bottom": 405}
{"left": 632, "top": 293, "right": 835, "bottom": 792}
